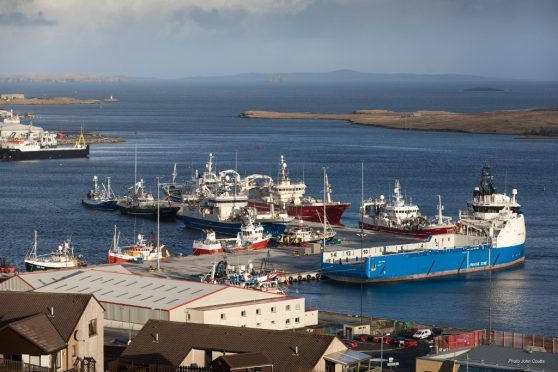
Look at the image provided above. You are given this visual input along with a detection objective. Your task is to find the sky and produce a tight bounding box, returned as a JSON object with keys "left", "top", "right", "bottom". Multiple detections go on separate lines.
{"left": 0, "top": 0, "right": 557, "bottom": 80}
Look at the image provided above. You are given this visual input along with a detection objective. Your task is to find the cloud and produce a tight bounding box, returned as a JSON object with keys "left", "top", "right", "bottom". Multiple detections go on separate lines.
{"left": 0, "top": 11, "right": 55, "bottom": 26}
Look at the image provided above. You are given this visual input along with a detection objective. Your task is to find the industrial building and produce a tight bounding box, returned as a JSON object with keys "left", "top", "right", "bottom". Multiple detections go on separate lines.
{"left": 2, "top": 267, "right": 318, "bottom": 331}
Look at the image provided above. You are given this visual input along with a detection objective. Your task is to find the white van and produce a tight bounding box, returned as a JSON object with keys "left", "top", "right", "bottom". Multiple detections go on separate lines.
{"left": 412, "top": 329, "right": 432, "bottom": 339}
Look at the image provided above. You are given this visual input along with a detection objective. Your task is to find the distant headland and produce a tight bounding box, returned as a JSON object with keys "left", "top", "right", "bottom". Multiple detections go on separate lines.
{"left": 240, "top": 108, "right": 558, "bottom": 138}
{"left": 0, "top": 73, "right": 131, "bottom": 83}
{"left": 0, "top": 93, "right": 118, "bottom": 105}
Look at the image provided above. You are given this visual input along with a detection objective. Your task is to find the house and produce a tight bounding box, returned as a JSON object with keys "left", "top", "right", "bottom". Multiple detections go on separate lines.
{"left": 0, "top": 292, "right": 104, "bottom": 371}
{"left": 113, "top": 320, "right": 373, "bottom": 371}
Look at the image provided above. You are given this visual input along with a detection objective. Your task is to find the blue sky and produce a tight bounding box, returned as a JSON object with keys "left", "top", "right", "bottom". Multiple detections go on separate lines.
{"left": 1, "top": 0, "right": 557, "bottom": 80}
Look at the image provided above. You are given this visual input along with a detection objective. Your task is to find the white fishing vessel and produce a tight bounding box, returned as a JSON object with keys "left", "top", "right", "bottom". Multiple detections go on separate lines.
{"left": 82, "top": 175, "right": 118, "bottom": 210}
{"left": 24, "top": 231, "right": 86, "bottom": 272}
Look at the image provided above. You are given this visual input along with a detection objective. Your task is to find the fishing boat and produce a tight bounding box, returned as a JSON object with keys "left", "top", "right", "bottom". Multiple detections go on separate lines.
{"left": 82, "top": 175, "right": 118, "bottom": 210}
{"left": 322, "top": 166, "right": 526, "bottom": 283}
{"left": 107, "top": 226, "right": 170, "bottom": 264}
{"left": 245, "top": 156, "right": 350, "bottom": 225}
{"left": 24, "top": 231, "right": 86, "bottom": 272}
{"left": 0, "top": 257, "right": 15, "bottom": 274}
{"left": 360, "top": 179, "right": 455, "bottom": 237}
{"left": 116, "top": 178, "right": 179, "bottom": 219}
{"left": 192, "top": 214, "right": 272, "bottom": 255}
{"left": 276, "top": 224, "right": 336, "bottom": 246}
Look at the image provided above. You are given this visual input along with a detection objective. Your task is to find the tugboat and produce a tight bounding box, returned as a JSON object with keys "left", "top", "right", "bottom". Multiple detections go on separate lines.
{"left": 246, "top": 156, "right": 350, "bottom": 225}
{"left": 24, "top": 231, "right": 86, "bottom": 271}
{"left": 82, "top": 175, "right": 118, "bottom": 210}
{"left": 322, "top": 166, "right": 526, "bottom": 283}
{"left": 107, "top": 226, "right": 170, "bottom": 264}
{"left": 360, "top": 179, "right": 455, "bottom": 237}
{"left": 116, "top": 178, "right": 179, "bottom": 219}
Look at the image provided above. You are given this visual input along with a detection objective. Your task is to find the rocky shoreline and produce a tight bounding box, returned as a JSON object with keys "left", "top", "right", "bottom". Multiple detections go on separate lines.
{"left": 3, "top": 97, "right": 102, "bottom": 105}
{"left": 240, "top": 108, "right": 558, "bottom": 137}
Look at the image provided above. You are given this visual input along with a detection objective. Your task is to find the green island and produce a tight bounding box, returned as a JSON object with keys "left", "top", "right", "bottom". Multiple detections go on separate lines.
{"left": 240, "top": 108, "right": 558, "bottom": 137}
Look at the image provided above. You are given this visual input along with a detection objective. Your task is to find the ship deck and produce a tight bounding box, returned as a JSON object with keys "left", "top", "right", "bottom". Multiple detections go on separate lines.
{"left": 123, "top": 223, "right": 422, "bottom": 280}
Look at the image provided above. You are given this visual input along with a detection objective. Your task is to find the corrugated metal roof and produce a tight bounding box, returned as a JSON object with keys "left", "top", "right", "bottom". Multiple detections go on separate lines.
{"left": 324, "top": 349, "right": 371, "bottom": 365}
{"left": 35, "top": 269, "right": 226, "bottom": 310}
{"left": 10, "top": 265, "right": 131, "bottom": 290}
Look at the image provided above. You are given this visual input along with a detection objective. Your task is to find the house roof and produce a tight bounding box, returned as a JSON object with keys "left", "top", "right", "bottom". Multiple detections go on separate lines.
{"left": 217, "top": 353, "right": 273, "bottom": 369}
{"left": 120, "top": 320, "right": 342, "bottom": 372}
{"left": 454, "top": 345, "right": 558, "bottom": 371}
{"left": 35, "top": 269, "right": 281, "bottom": 311}
{"left": 0, "top": 291, "right": 96, "bottom": 341}
{"left": 0, "top": 313, "right": 66, "bottom": 354}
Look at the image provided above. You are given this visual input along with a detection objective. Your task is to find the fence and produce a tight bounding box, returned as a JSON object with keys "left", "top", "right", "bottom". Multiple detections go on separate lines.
{"left": 434, "top": 330, "right": 558, "bottom": 353}
{"left": 0, "top": 358, "right": 50, "bottom": 372}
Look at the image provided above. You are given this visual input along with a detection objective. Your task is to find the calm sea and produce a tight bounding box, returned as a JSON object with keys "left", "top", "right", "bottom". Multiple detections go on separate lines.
{"left": 1, "top": 80, "right": 557, "bottom": 336}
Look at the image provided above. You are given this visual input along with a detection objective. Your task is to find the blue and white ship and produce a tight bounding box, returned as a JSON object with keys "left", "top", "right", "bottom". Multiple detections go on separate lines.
{"left": 321, "top": 167, "right": 526, "bottom": 283}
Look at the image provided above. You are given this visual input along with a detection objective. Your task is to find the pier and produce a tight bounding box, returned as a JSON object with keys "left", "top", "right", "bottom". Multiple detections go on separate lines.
{"left": 124, "top": 223, "right": 420, "bottom": 281}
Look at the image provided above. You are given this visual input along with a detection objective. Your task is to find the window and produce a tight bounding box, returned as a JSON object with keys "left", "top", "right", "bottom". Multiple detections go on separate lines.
{"left": 285, "top": 319, "right": 291, "bottom": 325}
{"left": 220, "top": 313, "right": 226, "bottom": 320}
{"left": 187, "top": 313, "right": 191, "bottom": 321}
{"left": 271, "top": 307, "right": 276, "bottom": 313}
{"left": 241, "top": 310, "right": 247, "bottom": 317}
{"left": 295, "top": 304, "right": 300, "bottom": 310}
{"left": 88, "top": 318, "right": 97, "bottom": 337}
{"left": 286, "top": 305, "right": 291, "bottom": 311}
{"left": 256, "top": 308, "right": 261, "bottom": 315}
{"left": 295, "top": 317, "right": 300, "bottom": 323}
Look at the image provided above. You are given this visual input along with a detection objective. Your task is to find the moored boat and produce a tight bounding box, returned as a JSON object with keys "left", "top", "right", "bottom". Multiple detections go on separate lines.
{"left": 276, "top": 224, "right": 336, "bottom": 246}
{"left": 360, "top": 180, "right": 456, "bottom": 237}
{"left": 107, "top": 226, "right": 170, "bottom": 264}
{"left": 322, "top": 166, "right": 526, "bottom": 283}
{"left": 246, "top": 156, "right": 350, "bottom": 225}
{"left": 117, "top": 178, "right": 179, "bottom": 219}
{"left": 24, "top": 231, "right": 86, "bottom": 272}
{"left": 82, "top": 175, "right": 118, "bottom": 210}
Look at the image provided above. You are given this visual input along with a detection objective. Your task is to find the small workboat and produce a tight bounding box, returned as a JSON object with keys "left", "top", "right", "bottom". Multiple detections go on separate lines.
{"left": 275, "top": 224, "right": 336, "bottom": 246}
{"left": 107, "top": 226, "right": 170, "bottom": 264}
{"left": 82, "top": 175, "right": 118, "bottom": 210}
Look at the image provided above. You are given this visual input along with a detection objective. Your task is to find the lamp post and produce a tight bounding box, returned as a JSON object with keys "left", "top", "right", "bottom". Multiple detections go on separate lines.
{"left": 156, "top": 176, "right": 161, "bottom": 272}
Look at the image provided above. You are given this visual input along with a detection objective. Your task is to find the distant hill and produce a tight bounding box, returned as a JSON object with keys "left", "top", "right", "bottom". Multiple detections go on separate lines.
{"left": 182, "top": 69, "right": 498, "bottom": 83}
{"left": 0, "top": 74, "right": 133, "bottom": 83}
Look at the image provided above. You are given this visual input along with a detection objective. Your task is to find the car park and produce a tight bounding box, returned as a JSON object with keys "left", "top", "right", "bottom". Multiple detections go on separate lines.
{"left": 412, "top": 329, "right": 432, "bottom": 339}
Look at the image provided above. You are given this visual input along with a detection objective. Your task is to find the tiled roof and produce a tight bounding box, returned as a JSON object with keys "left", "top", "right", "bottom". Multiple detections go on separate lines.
{"left": 0, "top": 291, "right": 95, "bottom": 341}
{"left": 120, "top": 320, "right": 341, "bottom": 372}
{"left": 1, "top": 313, "right": 66, "bottom": 354}
{"left": 217, "top": 353, "right": 273, "bottom": 368}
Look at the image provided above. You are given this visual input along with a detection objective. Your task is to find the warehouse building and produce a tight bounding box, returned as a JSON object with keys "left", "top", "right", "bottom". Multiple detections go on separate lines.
{"left": 31, "top": 269, "right": 318, "bottom": 331}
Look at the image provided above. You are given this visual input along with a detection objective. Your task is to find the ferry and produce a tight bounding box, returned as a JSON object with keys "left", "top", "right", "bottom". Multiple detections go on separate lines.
{"left": 245, "top": 156, "right": 350, "bottom": 225}
{"left": 82, "top": 175, "right": 118, "bottom": 210}
{"left": 321, "top": 167, "right": 525, "bottom": 283}
{"left": 360, "top": 180, "right": 455, "bottom": 237}
{"left": 24, "top": 231, "right": 86, "bottom": 272}
{"left": 0, "top": 122, "right": 89, "bottom": 161}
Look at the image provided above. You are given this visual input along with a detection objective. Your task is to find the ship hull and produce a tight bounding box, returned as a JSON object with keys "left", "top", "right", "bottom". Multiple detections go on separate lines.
{"left": 249, "top": 200, "right": 350, "bottom": 225}
{"left": 183, "top": 214, "right": 286, "bottom": 237}
{"left": 0, "top": 145, "right": 90, "bottom": 161}
{"left": 107, "top": 252, "right": 143, "bottom": 264}
{"left": 193, "top": 247, "right": 225, "bottom": 255}
{"left": 117, "top": 204, "right": 179, "bottom": 220}
{"left": 82, "top": 199, "right": 118, "bottom": 210}
{"left": 321, "top": 243, "right": 525, "bottom": 283}
{"left": 360, "top": 222, "right": 455, "bottom": 238}
{"left": 24, "top": 261, "right": 80, "bottom": 272}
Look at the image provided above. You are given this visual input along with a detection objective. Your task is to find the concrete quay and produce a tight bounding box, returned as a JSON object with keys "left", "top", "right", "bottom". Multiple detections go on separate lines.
{"left": 123, "top": 223, "right": 420, "bottom": 282}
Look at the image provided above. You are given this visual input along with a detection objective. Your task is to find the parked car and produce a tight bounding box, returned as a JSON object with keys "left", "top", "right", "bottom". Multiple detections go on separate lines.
{"left": 412, "top": 329, "right": 432, "bottom": 339}
{"left": 342, "top": 339, "right": 358, "bottom": 348}
{"left": 354, "top": 334, "right": 372, "bottom": 342}
{"left": 404, "top": 339, "right": 418, "bottom": 347}
{"left": 382, "top": 335, "right": 396, "bottom": 344}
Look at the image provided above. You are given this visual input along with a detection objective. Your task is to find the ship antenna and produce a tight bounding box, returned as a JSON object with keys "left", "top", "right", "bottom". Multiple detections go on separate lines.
{"left": 134, "top": 144, "right": 138, "bottom": 192}
{"left": 504, "top": 169, "right": 508, "bottom": 195}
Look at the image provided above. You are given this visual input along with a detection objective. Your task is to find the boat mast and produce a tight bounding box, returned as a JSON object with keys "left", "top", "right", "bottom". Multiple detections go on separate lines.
{"left": 323, "top": 167, "right": 327, "bottom": 249}
{"left": 171, "top": 163, "right": 177, "bottom": 185}
{"left": 134, "top": 144, "right": 138, "bottom": 193}
{"left": 437, "top": 195, "right": 444, "bottom": 225}
{"left": 156, "top": 176, "right": 161, "bottom": 272}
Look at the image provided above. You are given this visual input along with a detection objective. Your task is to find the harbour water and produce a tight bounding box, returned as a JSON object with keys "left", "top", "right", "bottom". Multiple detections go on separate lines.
{"left": 0, "top": 80, "right": 557, "bottom": 336}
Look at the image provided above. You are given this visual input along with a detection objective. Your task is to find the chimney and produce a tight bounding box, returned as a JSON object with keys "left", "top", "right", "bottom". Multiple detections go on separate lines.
{"left": 153, "top": 333, "right": 159, "bottom": 343}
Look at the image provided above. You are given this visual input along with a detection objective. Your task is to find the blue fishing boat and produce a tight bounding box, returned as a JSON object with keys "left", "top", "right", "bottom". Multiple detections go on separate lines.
{"left": 82, "top": 176, "right": 118, "bottom": 210}
{"left": 321, "top": 167, "right": 526, "bottom": 283}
